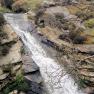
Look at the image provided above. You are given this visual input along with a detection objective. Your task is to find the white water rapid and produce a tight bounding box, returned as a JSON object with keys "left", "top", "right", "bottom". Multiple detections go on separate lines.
{"left": 4, "top": 13, "right": 85, "bottom": 94}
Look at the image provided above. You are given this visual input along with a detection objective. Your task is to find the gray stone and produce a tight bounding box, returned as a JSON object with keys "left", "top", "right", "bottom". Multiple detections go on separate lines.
{"left": 24, "top": 71, "right": 43, "bottom": 84}
{"left": 27, "top": 81, "right": 43, "bottom": 94}
{"left": 23, "top": 61, "right": 39, "bottom": 73}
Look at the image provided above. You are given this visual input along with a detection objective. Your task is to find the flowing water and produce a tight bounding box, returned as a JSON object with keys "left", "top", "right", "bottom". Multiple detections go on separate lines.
{"left": 4, "top": 13, "right": 85, "bottom": 94}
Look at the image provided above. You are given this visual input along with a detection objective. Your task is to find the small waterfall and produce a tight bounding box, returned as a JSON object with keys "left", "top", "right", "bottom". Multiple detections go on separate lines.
{"left": 4, "top": 13, "right": 85, "bottom": 94}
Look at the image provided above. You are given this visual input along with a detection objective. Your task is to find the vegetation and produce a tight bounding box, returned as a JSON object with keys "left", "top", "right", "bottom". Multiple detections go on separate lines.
{"left": 76, "top": 10, "right": 94, "bottom": 21}
{"left": 69, "top": 27, "right": 87, "bottom": 44}
{"left": 26, "top": 0, "right": 43, "bottom": 10}
{"left": 0, "top": 7, "right": 11, "bottom": 13}
{"left": 84, "top": 18, "right": 94, "bottom": 28}
{"left": 2, "top": 74, "right": 29, "bottom": 94}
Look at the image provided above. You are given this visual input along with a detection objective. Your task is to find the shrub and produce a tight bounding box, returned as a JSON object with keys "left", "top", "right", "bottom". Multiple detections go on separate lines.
{"left": 73, "top": 35, "right": 86, "bottom": 44}
{"left": 78, "top": 78, "right": 87, "bottom": 88}
{"left": 2, "top": 74, "right": 29, "bottom": 94}
{"left": 84, "top": 18, "right": 94, "bottom": 28}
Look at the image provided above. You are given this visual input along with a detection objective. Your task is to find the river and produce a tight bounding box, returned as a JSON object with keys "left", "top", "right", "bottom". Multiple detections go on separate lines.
{"left": 4, "top": 13, "right": 85, "bottom": 94}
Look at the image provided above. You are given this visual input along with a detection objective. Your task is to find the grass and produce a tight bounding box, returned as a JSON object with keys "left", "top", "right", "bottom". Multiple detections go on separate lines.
{"left": 2, "top": 74, "right": 29, "bottom": 94}
{"left": 27, "top": 0, "right": 43, "bottom": 10}
{"left": 0, "top": 7, "right": 11, "bottom": 13}
{"left": 84, "top": 18, "right": 94, "bottom": 28}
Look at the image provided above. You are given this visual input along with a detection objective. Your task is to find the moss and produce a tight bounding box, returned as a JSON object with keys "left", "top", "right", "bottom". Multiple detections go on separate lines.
{"left": 84, "top": 18, "right": 94, "bottom": 28}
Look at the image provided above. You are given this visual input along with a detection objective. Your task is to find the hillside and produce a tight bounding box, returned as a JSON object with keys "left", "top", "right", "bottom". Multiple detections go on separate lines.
{"left": 0, "top": 0, "right": 94, "bottom": 94}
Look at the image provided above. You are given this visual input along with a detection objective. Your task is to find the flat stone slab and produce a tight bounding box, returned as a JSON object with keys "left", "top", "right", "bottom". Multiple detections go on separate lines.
{"left": 23, "top": 61, "right": 39, "bottom": 73}
{"left": 25, "top": 71, "right": 43, "bottom": 84}
{"left": 22, "top": 50, "right": 39, "bottom": 73}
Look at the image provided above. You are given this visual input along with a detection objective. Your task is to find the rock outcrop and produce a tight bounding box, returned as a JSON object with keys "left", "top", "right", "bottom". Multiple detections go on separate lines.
{"left": 32, "top": 2, "right": 94, "bottom": 93}
{"left": 0, "top": 23, "right": 23, "bottom": 90}
{"left": 0, "top": 15, "right": 44, "bottom": 94}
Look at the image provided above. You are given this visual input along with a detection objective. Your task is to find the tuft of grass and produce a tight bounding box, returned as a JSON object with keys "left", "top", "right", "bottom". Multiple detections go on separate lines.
{"left": 84, "top": 18, "right": 94, "bottom": 28}
{"left": 2, "top": 74, "right": 29, "bottom": 94}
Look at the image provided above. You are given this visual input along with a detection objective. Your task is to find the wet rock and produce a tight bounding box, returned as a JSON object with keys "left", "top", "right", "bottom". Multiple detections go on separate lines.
{"left": 23, "top": 61, "right": 39, "bottom": 74}
{"left": 24, "top": 71, "right": 42, "bottom": 84}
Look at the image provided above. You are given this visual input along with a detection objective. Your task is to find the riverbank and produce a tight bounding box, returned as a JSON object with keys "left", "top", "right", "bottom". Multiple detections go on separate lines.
{"left": 0, "top": 14, "right": 46, "bottom": 94}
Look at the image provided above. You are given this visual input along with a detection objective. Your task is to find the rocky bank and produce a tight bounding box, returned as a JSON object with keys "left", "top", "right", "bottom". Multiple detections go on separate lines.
{"left": 0, "top": 15, "right": 44, "bottom": 94}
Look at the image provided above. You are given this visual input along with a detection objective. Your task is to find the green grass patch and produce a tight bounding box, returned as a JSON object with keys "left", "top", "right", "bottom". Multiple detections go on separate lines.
{"left": 84, "top": 18, "right": 94, "bottom": 28}
{"left": 2, "top": 74, "right": 29, "bottom": 94}
{"left": 27, "top": 0, "right": 43, "bottom": 10}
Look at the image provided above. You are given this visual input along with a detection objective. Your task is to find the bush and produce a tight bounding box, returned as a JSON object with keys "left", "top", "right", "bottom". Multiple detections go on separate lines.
{"left": 78, "top": 78, "right": 87, "bottom": 88}
{"left": 84, "top": 18, "right": 94, "bottom": 28}
{"left": 2, "top": 74, "right": 29, "bottom": 94}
